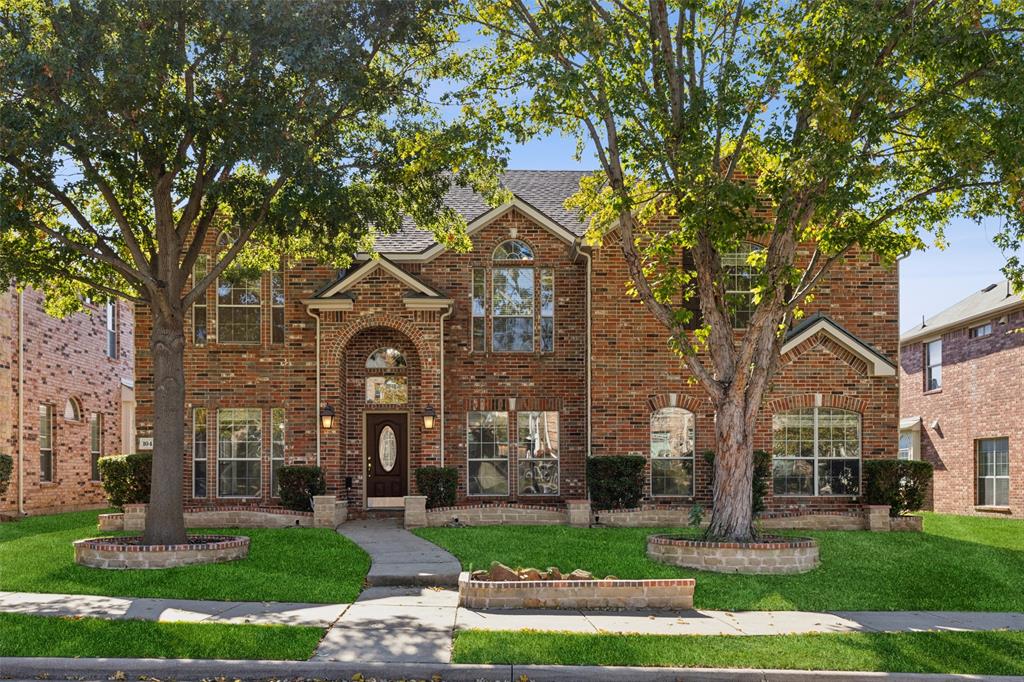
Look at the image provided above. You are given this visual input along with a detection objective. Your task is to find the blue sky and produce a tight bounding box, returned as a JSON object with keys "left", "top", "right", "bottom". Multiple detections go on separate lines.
{"left": 502, "top": 134, "right": 1014, "bottom": 333}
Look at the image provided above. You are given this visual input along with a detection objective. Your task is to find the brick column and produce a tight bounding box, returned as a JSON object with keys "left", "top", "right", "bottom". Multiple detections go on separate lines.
{"left": 404, "top": 495, "right": 427, "bottom": 529}
{"left": 335, "top": 499, "right": 348, "bottom": 526}
{"left": 865, "top": 505, "right": 892, "bottom": 532}
{"left": 123, "top": 503, "right": 147, "bottom": 532}
{"left": 313, "top": 495, "right": 340, "bottom": 528}
{"left": 567, "top": 499, "right": 591, "bottom": 527}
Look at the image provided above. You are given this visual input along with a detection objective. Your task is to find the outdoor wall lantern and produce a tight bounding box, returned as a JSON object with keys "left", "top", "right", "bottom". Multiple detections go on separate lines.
{"left": 422, "top": 405, "right": 437, "bottom": 430}
{"left": 320, "top": 403, "right": 336, "bottom": 430}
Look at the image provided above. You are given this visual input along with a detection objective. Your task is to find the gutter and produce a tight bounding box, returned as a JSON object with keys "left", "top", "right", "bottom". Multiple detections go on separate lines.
{"left": 17, "top": 289, "right": 25, "bottom": 515}
{"left": 573, "top": 241, "right": 592, "bottom": 458}
{"left": 439, "top": 305, "right": 453, "bottom": 466}
{"left": 303, "top": 307, "right": 322, "bottom": 467}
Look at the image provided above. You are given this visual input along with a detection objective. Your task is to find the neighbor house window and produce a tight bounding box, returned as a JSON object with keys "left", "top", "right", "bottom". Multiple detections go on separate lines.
{"left": 898, "top": 430, "right": 915, "bottom": 461}
{"left": 925, "top": 339, "right": 942, "bottom": 390}
{"left": 106, "top": 301, "right": 118, "bottom": 358}
{"left": 969, "top": 323, "right": 992, "bottom": 339}
{"left": 976, "top": 437, "right": 1009, "bottom": 507}
{"left": 271, "top": 408, "right": 285, "bottom": 495}
{"left": 271, "top": 272, "right": 285, "bottom": 344}
{"left": 192, "top": 254, "right": 209, "bottom": 345}
{"left": 217, "top": 408, "right": 262, "bottom": 497}
{"left": 723, "top": 242, "right": 763, "bottom": 328}
{"left": 90, "top": 413, "right": 103, "bottom": 481}
{"left": 64, "top": 396, "right": 82, "bottom": 421}
{"left": 516, "top": 411, "right": 559, "bottom": 495}
{"left": 650, "top": 407, "right": 696, "bottom": 497}
{"left": 472, "top": 268, "right": 486, "bottom": 352}
{"left": 193, "top": 407, "right": 207, "bottom": 498}
{"left": 772, "top": 407, "right": 861, "bottom": 496}
{"left": 39, "top": 404, "right": 53, "bottom": 482}
{"left": 467, "top": 411, "right": 509, "bottom": 495}
{"left": 217, "top": 274, "right": 261, "bottom": 344}
{"left": 365, "top": 347, "right": 408, "bottom": 404}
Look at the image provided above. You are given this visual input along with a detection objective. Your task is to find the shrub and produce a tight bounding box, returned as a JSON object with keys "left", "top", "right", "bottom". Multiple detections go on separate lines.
{"left": 277, "top": 465, "right": 326, "bottom": 511}
{"left": 587, "top": 455, "right": 646, "bottom": 510}
{"left": 415, "top": 466, "right": 458, "bottom": 509}
{"left": 98, "top": 453, "right": 152, "bottom": 508}
{"left": 0, "top": 453, "right": 12, "bottom": 497}
{"left": 864, "top": 459, "right": 933, "bottom": 517}
{"left": 703, "top": 449, "right": 773, "bottom": 515}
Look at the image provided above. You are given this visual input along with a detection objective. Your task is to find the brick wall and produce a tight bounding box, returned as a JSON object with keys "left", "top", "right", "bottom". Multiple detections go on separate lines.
{"left": 900, "top": 307, "right": 1024, "bottom": 518}
{"left": 0, "top": 287, "right": 134, "bottom": 514}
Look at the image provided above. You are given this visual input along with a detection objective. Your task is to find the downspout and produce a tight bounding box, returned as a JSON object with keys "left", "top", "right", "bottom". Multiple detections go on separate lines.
{"left": 573, "top": 242, "right": 592, "bottom": 458}
{"left": 439, "top": 305, "right": 453, "bottom": 466}
{"left": 304, "top": 307, "right": 322, "bottom": 467}
{"left": 17, "top": 289, "right": 25, "bottom": 515}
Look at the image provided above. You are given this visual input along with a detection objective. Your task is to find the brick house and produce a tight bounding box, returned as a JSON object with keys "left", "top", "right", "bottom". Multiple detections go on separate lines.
{"left": 900, "top": 280, "right": 1024, "bottom": 518}
{"left": 134, "top": 171, "right": 899, "bottom": 515}
{"left": 0, "top": 287, "right": 135, "bottom": 516}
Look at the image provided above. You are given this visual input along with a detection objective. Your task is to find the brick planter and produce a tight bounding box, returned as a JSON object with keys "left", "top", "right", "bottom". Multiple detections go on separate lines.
{"left": 890, "top": 515, "right": 923, "bottom": 532}
{"left": 73, "top": 535, "right": 249, "bottom": 570}
{"left": 647, "top": 534, "right": 819, "bottom": 575}
{"left": 457, "top": 571, "right": 695, "bottom": 610}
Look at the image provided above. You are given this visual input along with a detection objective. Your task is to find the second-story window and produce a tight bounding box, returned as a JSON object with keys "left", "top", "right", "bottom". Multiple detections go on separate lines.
{"left": 925, "top": 339, "right": 942, "bottom": 391}
{"left": 271, "top": 272, "right": 285, "bottom": 344}
{"left": 105, "top": 302, "right": 118, "bottom": 358}
{"left": 217, "top": 274, "right": 262, "bottom": 344}
{"left": 192, "top": 255, "right": 209, "bottom": 345}
{"left": 481, "top": 239, "right": 554, "bottom": 353}
{"left": 723, "top": 242, "right": 763, "bottom": 328}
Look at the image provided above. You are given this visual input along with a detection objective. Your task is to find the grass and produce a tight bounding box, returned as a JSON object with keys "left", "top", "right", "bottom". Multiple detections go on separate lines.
{"left": 0, "top": 613, "right": 322, "bottom": 660}
{"left": 452, "top": 629, "right": 1024, "bottom": 674}
{"left": 416, "top": 513, "right": 1024, "bottom": 612}
{"left": 0, "top": 510, "right": 370, "bottom": 603}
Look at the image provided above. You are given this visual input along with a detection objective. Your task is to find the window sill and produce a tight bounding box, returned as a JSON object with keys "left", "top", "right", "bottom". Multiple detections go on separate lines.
{"left": 974, "top": 505, "right": 1012, "bottom": 514}
{"left": 923, "top": 388, "right": 942, "bottom": 396}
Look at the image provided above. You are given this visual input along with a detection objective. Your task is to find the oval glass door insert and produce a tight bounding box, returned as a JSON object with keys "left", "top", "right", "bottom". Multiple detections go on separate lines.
{"left": 378, "top": 426, "right": 397, "bottom": 472}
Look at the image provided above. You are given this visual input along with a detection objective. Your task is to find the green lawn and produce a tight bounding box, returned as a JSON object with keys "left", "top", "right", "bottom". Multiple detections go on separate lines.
{"left": 0, "top": 613, "right": 322, "bottom": 660}
{"left": 416, "top": 513, "right": 1024, "bottom": 612}
{"left": 0, "top": 510, "right": 369, "bottom": 603}
{"left": 452, "top": 629, "right": 1024, "bottom": 674}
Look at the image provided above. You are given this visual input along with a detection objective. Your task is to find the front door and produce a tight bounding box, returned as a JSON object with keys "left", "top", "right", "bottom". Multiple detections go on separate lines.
{"left": 366, "top": 413, "right": 407, "bottom": 505}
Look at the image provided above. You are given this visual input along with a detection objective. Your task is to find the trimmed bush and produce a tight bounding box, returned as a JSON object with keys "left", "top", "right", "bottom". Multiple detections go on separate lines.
{"left": 415, "top": 466, "right": 458, "bottom": 509}
{"left": 98, "top": 453, "right": 152, "bottom": 508}
{"left": 703, "top": 449, "right": 773, "bottom": 515}
{"left": 277, "top": 465, "right": 326, "bottom": 511}
{"left": 587, "top": 455, "right": 646, "bottom": 510}
{"left": 0, "top": 453, "right": 12, "bottom": 497}
{"left": 864, "top": 459, "right": 933, "bottom": 517}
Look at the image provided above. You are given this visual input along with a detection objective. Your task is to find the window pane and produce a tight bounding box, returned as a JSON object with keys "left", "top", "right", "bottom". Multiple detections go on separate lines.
{"left": 472, "top": 269, "right": 486, "bottom": 316}
{"left": 817, "top": 459, "right": 860, "bottom": 495}
{"left": 473, "top": 317, "right": 486, "bottom": 352}
{"left": 272, "top": 307, "right": 285, "bottom": 344}
{"left": 366, "top": 348, "right": 407, "bottom": 369}
{"left": 217, "top": 408, "right": 261, "bottom": 497}
{"left": 517, "top": 411, "right": 559, "bottom": 496}
{"left": 468, "top": 460, "right": 509, "bottom": 495}
{"left": 90, "top": 413, "right": 102, "bottom": 481}
{"left": 723, "top": 242, "right": 762, "bottom": 328}
{"left": 365, "top": 376, "right": 409, "bottom": 404}
{"left": 518, "top": 459, "right": 559, "bottom": 495}
{"left": 217, "top": 275, "right": 261, "bottom": 344}
{"left": 493, "top": 239, "right": 533, "bottom": 260}
{"left": 193, "top": 304, "right": 208, "bottom": 345}
{"left": 271, "top": 408, "right": 285, "bottom": 495}
{"left": 493, "top": 317, "right": 533, "bottom": 352}
{"left": 194, "top": 406, "right": 208, "bottom": 498}
{"left": 468, "top": 411, "right": 509, "bottom": 495}
{"left": 540, "top": 269, "right": 554, "bottom": 352}
{"left": 772, "top": 459, "right": 814, "bottom": 495}
{"left": 492, "top": 268, "right": 534, "bottom": 316}
{"left": 38, "top": 404, "right": 52, "bottom": 482}
{"left": 652, "top": 459, "right": 694, "bottom": 496}
{"left": 650, "top": 408, "right": 695, "bottom": 497}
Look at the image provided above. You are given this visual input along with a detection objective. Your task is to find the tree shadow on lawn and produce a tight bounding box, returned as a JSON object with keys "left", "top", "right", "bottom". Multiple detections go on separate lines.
{"left": 416, "top": 523, "right": 1024, "bottom": 612}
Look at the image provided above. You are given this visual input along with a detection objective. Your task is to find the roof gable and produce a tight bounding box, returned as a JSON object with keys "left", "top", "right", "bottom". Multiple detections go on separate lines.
{"left": 782, "top": 314, "right": 896, "bottom": 377}
{"left": 304, "top": 258, "right": 452, "bottom": 311}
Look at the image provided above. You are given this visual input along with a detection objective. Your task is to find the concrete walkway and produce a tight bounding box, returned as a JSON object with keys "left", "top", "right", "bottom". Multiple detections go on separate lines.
{"left": 337, "top": 518, "right": 461, "bottom": 587}
{"left": 0, "top": 591, "right": 346, "bottom": 627}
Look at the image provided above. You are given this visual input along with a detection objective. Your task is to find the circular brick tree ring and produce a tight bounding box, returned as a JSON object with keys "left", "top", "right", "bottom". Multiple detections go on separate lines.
{"left": 647, "top": 534, "right": 819, "bottom": 574}
{"left": 73, "top": 535, "right": 249, "bottom": 570}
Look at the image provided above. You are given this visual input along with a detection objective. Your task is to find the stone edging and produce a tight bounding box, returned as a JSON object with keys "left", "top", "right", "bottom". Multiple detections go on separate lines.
{"left": 428, "top": 502, "right": 565, "bottom": 513}
{"left": 75, "top": 535, "right": 249, "bottom": 552}
{"left": 648, "top": 535, "right": 817, "bottom": 550}
{"left": 647, "top": 533, "right": 820, "bottom": 574}
{"left": 74, "top": 535, "right": 250, "bottom": 569}
{"left": 182, "top": 505, "right": 313, "bottom": 517}
{"left": 458, "top": 571, "right": 695, "bottom": 609}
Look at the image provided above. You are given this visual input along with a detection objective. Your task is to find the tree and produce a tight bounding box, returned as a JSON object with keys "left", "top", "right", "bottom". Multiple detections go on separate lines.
{"left": 461, "top": 0, "right": 1024, "bottom": 540}
{"left": 0, "top": 0, "right": 502, "bottom": 544}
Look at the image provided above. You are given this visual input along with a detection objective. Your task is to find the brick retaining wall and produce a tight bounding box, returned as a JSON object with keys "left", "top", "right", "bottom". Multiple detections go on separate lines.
{"left": 97, "top": 505, "right": 319, "bottom": 531}
{"left": 647, "top": 535, "right": 820, "bottom": 574}
{"left": 457, "top": 571, "right": 695, "bottom": 609}
{"left": 74, "top": 535, "right": 249, "bottom": 569}
{"left": 425, "top": 503, "right": 568, "bottom": 527}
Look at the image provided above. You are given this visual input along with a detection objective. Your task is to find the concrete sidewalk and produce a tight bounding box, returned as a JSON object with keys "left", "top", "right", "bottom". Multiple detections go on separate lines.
{"left": 337, "top": 518, "right": 462, "bottom": 587}
{"left": 0, "top": 590, "right": 346, "bottom": 627}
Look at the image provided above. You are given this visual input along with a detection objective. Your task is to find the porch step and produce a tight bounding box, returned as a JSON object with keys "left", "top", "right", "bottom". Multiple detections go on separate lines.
{"left": 352, "top": 509, "right": 404, "bottom": 521}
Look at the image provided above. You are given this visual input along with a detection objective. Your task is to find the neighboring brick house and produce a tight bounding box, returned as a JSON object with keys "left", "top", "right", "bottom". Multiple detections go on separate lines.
{"left": 0, "top": 287, "right": 135, "bottom": 516}
{"left": 900, "top": 280, "right": 1024, "bottom": 518}
{"left": 134, "top": 170, "right": 899, "bottom": 516}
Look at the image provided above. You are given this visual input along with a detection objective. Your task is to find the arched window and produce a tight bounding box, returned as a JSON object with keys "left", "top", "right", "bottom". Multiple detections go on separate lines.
{"left": 772, "top": 407, "right": 861, "bottom": 496}
{"left": 493, "top": 239, "right": 534, "bottom": 261}
{"left": 650, "top": 407, "right": 696, "bottom": 497}
{"left": 365, "top": 347, "right": 408, "bottom": 404}
{"left": 723, "top": 241, "right": 763, "bottom": 328}
{"left": 64, "top": 396, "right": 82, "bottom": 421}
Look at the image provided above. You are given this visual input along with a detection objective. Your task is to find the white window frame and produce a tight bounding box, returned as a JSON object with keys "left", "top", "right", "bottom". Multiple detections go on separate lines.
{"left": 39, "top": 404, "right": 54, "bottom": 483}
{"left": 216, "top": 408, "right": 263, "bottom": 498}
{"left": 90, "top": 412, "right": 103, "bottom": 481}
{"left": 271, "top": 407, "right": 285, "bottom": 496}
{"left": 772, "top": 407, "right": 862, "bottom": 497}
{"left": 193, "top": 407, "right": 208, "bottom": 498}
{"left": 216, "top": 274, "right": 262, "bottom": 344}
{"left": 516, "top": 411, "right": 559, "bottom": 496}
{"left": 650, "top": 407, "right": 696, "bottom": 498}
{"left": 540, "top": 268, "right": 554, "bottom": 352}
{"left": 898, "top": 429, "right": 918, "bottom": 461}
{"left": 969, "top": 322, "right": 992, "bottom": 339}
{"left": 467, "top": 411, "right": 509, "bottom": 496}
{"left": 491, "top": 266, "right": 535, "bottom": 352}
{"left": 925, "top": 339, "right": 942, "bottom": 391}
{"left": 106, "top": 302, "right": 118, "bottom": 359}
{"left": 723, "top": 241, "right": 763, "bottom": 329}
{"left": 976, "top": 437, "right": 1009, "bottom": 507}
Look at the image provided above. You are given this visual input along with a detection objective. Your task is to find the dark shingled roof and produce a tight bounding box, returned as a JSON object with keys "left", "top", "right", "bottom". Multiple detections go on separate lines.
{"left": 901, "top": 279, "right": 1024, "bottom": 342}
{"left": 373, "top": 170, "right": 595, "bottom": 254}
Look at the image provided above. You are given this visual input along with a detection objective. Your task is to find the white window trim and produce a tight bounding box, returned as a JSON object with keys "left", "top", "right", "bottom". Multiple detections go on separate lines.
{"left": 723, "top": 241, "right": 763, "bottom": 329}
{"left": 976, "top": 437, "right": 1010, "bottom": 507}
{"left": 271, "top": 407, "right": 285, "bottom": 497}
{"left": 516, "top": 411, "right": 560, "bottom": 496}
{"left": 193, "top": 407, "right": 208, "bottom": 499}
{"left": 924, "top": 338, "right": 942, "bottom": 391}
{"left": 106, "top": 301, "right": 118, "bottom": 359}
{"left": 969, "top": 322, "right": 992, "bottom": 339}
{"left": 467, "top": 411, "right": 510, "bottom": 496}
{"left": 39, "top": 404, "right": 54, "bottom": 483}
{"left": 491, "top": 266, "right": 536, "bottom": 353}
{"left": 216, "top": 408, "right": 263, "bottom": 499}
{"left": 90, "top": 412, "right": 103, "bottom": 482}
{"left": 540, "top": 268, "right": 555, "bottom": 353}
{"left": 650, "top": 407, "right": 696, "bottom": 498}
{"left": 772, "top": 407, "right": 862, "bottom": 497}
{"left": 215, "top": 274, "right": 263, "bottom": 345}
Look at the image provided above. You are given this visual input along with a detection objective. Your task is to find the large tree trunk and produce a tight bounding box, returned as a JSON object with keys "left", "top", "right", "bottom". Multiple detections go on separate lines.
{"left": 705, "top": 393, "right": 756, "bottom": 542}
{"left": 143, "top": 304, "right": 188, "bottom": 545}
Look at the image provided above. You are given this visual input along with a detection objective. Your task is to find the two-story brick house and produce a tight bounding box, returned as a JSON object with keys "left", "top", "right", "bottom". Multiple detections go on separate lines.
{"left": 134, "top": 170, "right": 899, "bottom": 516}
{"left": 1, "top": 287, "right": 135, "bottom": 516}
{"left": 900, "top": 280, "right": 1024, "bottom": 518}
